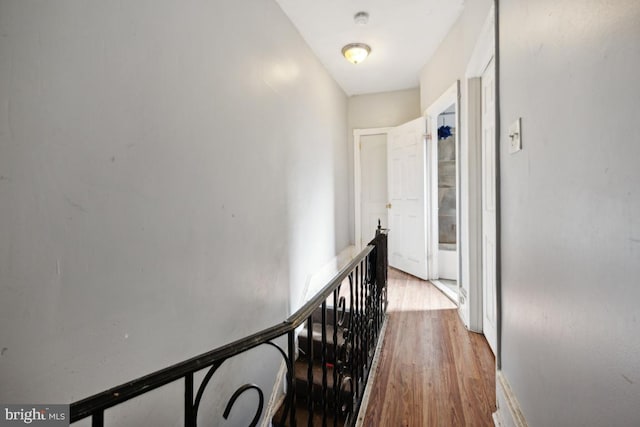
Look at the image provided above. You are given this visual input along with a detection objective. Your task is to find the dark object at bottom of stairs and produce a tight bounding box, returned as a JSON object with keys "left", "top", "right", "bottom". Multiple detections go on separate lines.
{"left": 272, "top": 400, "right": 346, "bottom": 427}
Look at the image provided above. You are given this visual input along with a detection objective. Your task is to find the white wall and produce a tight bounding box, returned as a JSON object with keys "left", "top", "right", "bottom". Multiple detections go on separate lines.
{"left": 419, "top": 0, "right": 493, "bottom": 328}
{"left": 0, "top": 1, "right": 348, "bottom": 425}
{"left": 419, "top": 0, "right": 493, "bottom": 112}
{"left": 499, "top": 0, "right": 640, "bottom": 425}
{"left": 347, "top": 88, "right": 420, "bottom": 243}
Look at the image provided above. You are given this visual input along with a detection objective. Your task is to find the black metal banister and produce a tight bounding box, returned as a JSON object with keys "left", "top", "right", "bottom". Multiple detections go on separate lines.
{"left": 285, "top": 246, "right": 373, "bottom": 326}
{"left": 71, "top": 228, "right": 388, "bottom": 426}
{"left": 71, "top": 320, "right": 292, "bottom": 421}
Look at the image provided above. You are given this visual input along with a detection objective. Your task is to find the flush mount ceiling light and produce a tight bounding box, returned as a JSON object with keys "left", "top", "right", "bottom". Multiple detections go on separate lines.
{"left": 341, "top": 12, "right": 371, "bottom": 65}
{"left": 342, "top": 43, "right": 371, "bottom": 65}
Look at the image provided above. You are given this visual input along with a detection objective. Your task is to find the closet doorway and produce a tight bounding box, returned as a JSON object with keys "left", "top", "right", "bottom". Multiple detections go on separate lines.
{"left": 426, "top": 82, "right": 461, "bottom": 304}
{"left": 434, "top": 104, "right": 458, "bottom": 301}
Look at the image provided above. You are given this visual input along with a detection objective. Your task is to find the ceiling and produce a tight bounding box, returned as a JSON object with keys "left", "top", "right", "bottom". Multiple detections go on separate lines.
{"left": 275, "top": 0, "right": 465, "bottom": 96}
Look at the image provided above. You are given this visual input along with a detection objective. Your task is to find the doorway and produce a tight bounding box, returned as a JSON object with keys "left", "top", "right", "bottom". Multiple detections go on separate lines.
{"left": 437, "top": 104, "right": 458, "bottom": 279}
{"left": 433, "top": 104, "right": 458, "bottom": 300}
{"left": 353, "top": 118, "right": 429, "bottom": 281}
{"left": 359, "top": 133, "right": 388, "bottom": 247}
{"left": 354, "top": 127, "right": 391, "bottom": 250}
{"left": 462, "top": 5, "right": 497, "bottom": 354}
{"left": 426, "top": 82, "right": 461, "bottom": 304}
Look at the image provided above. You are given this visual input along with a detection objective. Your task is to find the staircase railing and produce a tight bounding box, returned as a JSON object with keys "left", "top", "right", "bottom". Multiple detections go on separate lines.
{"left": 70, "top": 227, "right": 388, "bottom": 427}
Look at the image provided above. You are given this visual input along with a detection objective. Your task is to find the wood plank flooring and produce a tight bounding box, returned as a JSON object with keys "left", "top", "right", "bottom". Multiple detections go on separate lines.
{"left": 362, "top": 268, "right": 496, "bottom": 426}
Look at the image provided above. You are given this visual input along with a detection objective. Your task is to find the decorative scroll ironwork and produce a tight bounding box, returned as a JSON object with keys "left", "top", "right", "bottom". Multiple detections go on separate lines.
{"left": 69, "top": 228, "right": 388, "bottom": 427}
{"left": 222, "top": 384, "right": 263, "bottom": 427}
{"left": 192, "top": 361, "right": 224, "bottom": 422}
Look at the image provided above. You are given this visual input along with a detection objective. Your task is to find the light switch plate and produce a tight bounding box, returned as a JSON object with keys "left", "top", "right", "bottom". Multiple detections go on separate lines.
{"left": 508, "top": 118, "right": 522, "bottom": 154}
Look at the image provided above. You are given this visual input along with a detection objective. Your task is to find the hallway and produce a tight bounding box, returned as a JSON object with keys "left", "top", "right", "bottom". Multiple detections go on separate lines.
{"left": 362, "top": 269, "right": 496, "bottom": 426}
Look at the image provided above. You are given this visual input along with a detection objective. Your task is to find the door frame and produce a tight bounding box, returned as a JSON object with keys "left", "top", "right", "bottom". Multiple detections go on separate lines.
{"left": 464, "top": 4, "right": 496, "bottom": 333}
{"left": 354, "top": 127, "right": 392, "bottom": 251}
{"left": 425, "top": 82, "right": 461, "bottom": 283}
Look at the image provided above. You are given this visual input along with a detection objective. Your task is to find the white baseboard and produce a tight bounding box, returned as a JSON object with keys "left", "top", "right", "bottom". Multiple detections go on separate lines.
{"left": 494, "top": 371, "right": 528, "bottom": 427}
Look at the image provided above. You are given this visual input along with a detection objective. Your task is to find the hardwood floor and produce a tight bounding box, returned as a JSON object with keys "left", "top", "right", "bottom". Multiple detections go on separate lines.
{"left": 362, "top": 268, "right": 496, "bottom": 426}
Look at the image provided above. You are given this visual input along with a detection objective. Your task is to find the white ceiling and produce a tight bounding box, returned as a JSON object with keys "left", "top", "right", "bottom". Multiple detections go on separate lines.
{"left": 276, "top": 0, "right": 465, "bottom": 96}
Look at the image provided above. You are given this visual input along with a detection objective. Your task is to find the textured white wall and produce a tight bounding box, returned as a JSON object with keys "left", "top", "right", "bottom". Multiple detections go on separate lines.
{"left": 347, "top": 88, "right": 420, "bottom": 243}
{"left": 0, "top": 1, "right": 348, "bottom": 424}
{"left": 499, "top": 0, "right": 640, "bottom": 425}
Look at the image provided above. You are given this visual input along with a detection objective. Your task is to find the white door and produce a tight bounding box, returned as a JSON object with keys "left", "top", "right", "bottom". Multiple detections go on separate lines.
{"left": 360, "top": 134, "right": 388, "bottom": 246}
{"left": 387, "top": 117, "right": 428, "bottom": 280}
{"left": 482, "top": 58, "right": 497, "bottom": 355}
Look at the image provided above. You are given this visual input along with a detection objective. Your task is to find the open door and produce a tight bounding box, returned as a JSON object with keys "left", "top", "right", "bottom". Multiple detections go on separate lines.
{"left": 387, "top": 117, "right": 428, "bottom": 280}
{"left": 482, "top": 58, "right": 498, "bottom": 355}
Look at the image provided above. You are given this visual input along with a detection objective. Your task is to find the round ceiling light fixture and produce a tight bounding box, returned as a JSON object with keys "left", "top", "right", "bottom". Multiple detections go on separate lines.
{"left": 341, "top": 43, "right": 371, "bottom": 65}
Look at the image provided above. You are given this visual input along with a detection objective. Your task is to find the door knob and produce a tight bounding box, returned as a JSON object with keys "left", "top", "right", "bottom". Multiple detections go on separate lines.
{"left": 386, "top": 203, "right": 392, "bottom": 209}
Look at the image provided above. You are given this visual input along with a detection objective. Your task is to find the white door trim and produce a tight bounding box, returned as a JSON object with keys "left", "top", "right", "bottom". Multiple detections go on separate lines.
{"left": 463, "top": 4, "right": 496, "bottom": 333}
{"left": 354, "top": 128, "right": 392, "bottom": 251}
{"left": 425, "top": 82, "right": 460, "bottom": 283}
